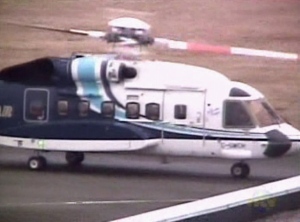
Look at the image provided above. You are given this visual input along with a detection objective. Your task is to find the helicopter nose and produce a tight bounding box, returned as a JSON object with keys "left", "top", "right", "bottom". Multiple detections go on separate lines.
{"left": 264, "top": 130, "right": 291, "bottom": 158}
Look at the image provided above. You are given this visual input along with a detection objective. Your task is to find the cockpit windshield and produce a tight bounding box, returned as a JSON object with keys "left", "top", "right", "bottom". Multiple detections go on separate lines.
{"left": 223, "top": 99, "right": 283, "bottom": 129}
{"left": 245, "top": 99, "right": 283, "bottom": 127}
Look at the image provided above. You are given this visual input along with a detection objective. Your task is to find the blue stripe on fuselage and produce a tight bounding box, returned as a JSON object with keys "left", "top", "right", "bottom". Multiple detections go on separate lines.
{"left": 77, "top": 57, "right": 102, "bottom": 109}
{"left": 77, "top": 57, "right": 96, "bottom": 81}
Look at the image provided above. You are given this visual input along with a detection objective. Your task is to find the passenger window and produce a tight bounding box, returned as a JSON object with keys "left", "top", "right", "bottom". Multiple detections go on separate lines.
{"left": 174, "top": 105, "right": 187, "bottom": 119}
{"left": 30, "top": 100, "right": 46, "bottom": 120}
{"left": 101, "top": 101, "right": 115, "bottom": 118}
{"left": 78, "top": 101, "right": 89, "bottom": 117}
{"left": 224, "top": 101, "right": 253, "bottom": 128}
{"left": 126, "top": 102, "right": 140, "bottom": 119}
{"left": 145, "top": 103, "right": 160, "bottom": 120}
{"left": 57, "top": 100, "right": 68, "bottom": 116}
{"left": 24, "top": 89, "right": 49, "bottom": 122}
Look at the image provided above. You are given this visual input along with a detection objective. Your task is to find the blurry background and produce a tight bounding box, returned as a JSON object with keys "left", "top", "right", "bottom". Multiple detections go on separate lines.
{"left": 0, "top": 0, "right": 299, "bottom": 128}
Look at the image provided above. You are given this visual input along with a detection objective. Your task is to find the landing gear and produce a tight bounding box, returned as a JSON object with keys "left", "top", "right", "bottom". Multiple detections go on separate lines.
{"left": 65, "top": 152, "right": 84, "bottom": 167}
{"left": 27, "top": 156, "right": 47, "bottom": 171}
{"left": 230, "top": 162, "right": 250, "bottom": 179}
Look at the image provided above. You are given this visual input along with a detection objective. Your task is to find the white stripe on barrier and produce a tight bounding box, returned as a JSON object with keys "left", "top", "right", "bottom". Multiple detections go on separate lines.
{"left": 168, "top": 40, "right": 188, "bottom": 50}
{"left": 112, "top": 175, "right": 300, "bottom": 222}
{"left": 231, "top": 47, "right": 299, "bottom": 60}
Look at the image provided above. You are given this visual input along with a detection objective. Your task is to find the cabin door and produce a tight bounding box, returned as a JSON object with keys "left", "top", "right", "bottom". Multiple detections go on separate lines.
{"left": 163, "top": 91, "right": 205, "bottom": 127}
{"left": 24, "top": 88, "right": 49, "bottom": 122}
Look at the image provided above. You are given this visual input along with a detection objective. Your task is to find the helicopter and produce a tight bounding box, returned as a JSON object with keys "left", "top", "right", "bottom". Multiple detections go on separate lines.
{"left": 0, "top": 17, "right": 299, "bottom": 179}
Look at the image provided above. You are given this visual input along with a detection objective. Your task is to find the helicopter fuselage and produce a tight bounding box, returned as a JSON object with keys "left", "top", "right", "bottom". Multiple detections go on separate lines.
{"left": 0, "top": 54, "right": 299, "bottom": 176}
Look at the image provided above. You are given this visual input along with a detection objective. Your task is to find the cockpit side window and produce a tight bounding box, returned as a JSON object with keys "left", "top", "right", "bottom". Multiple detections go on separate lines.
{"left": 224, "top": 100, "right": 254, "bottom": 128}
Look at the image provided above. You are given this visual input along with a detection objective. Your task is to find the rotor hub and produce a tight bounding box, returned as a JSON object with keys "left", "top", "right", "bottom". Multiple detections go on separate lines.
{"left": 106, "top": 17, "right": 154, "bottom": 46}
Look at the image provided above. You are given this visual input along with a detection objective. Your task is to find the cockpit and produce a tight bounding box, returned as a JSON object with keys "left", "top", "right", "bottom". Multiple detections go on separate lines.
{"left": 223, "top": 98, "right": 283, "bottom": 129}
{"left": 223, "top": 82, "right": 284, "bottom": 129}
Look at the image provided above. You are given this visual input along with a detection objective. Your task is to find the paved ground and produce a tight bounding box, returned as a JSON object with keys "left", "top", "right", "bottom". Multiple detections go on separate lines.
{"left": 0, "top": 147, "right": 300, "bottom": 221}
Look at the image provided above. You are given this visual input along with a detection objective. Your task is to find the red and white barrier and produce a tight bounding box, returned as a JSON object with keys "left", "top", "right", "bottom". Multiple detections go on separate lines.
{"left": 155, "top": 38, "right": 299, "bottom": 61}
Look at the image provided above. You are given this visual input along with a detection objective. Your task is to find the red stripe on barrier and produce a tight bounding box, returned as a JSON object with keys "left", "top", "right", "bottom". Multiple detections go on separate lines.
{"left": 187, "top": 43, "right": 231, "bottom": 54}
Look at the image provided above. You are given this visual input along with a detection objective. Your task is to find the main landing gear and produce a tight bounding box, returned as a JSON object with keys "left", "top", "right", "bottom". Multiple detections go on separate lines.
{"left": 27, "top": 152, "right": 85, "bottom": 170}
{"left": 65, "top": 152, "right": 84, "bottom": 167}
{"left": 230, "top": 162, "right": 250, "bottom": 179}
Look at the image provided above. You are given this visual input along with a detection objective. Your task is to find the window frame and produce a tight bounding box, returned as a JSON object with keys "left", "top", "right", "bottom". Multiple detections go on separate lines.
{"left": 101, "top": 101, "right": 115, "bottom": 119}
{"left": 145, "top": 103, "right": 160, "bottom": 121}
{"left": 24, "top": 88, "right": 49, "bottom": 123}
{"left": 78, "top": 100, "right": 89, "bottom": 117}
{"left": 57, "top": 100, "right": 68, "bottom": 116}
{"left": 126, "top": 102, "right": 140, "bottom": 119}
{"left": 174, "top": 104, "right": 187, "bottom": 120}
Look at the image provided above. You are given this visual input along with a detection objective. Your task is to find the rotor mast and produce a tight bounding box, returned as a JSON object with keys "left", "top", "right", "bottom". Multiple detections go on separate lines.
{"left": 105, "top": 17, "right": 154, "bottom": 58}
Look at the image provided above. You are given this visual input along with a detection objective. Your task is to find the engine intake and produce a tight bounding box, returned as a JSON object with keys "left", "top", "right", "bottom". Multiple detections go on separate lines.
{"left": 106, "top": 60, "right": 137, "bottom": 83}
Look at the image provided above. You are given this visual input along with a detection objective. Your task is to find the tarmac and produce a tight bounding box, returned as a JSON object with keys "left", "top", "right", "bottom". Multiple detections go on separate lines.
{"left": 0, "top": 147, "right": 299, "bottom": 222}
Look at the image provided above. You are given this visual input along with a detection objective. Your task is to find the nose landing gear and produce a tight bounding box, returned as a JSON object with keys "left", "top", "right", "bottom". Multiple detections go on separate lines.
{"left": 230, "top": 162, "right": 250, "bottom": 179}
{"left": 28, "top": 156, "right": 47, "bottom": 170}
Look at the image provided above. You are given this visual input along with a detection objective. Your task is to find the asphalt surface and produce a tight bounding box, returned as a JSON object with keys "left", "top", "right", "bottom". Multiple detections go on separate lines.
{"left": 0, "top": 147, "right": 300, "bottom": 222}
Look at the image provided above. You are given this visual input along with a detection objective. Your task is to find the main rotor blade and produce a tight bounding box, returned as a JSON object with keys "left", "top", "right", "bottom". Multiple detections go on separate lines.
{"left": 4, "top": 21, "right": 106, "bottom": 38}
{"left": 155, "top": 38, "right": 299, "bottom": 61}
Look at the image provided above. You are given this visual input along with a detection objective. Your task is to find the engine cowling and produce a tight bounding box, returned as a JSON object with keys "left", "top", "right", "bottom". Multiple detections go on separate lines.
{"left": 106, "top": 60, "right": 137, "bottom": 83}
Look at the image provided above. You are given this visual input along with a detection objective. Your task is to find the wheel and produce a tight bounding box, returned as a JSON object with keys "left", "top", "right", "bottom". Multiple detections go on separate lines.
{"left": 230, "top": 162, "right": 250, "bottom": 179}
{"left": 28, "top": 156, "right": 47, "bottom": 171}
{"left": 65, "top": 152, "right": 84, "bottom": 166}
{"left": 39, "top": 156, "right": 47, "bottom": 168}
